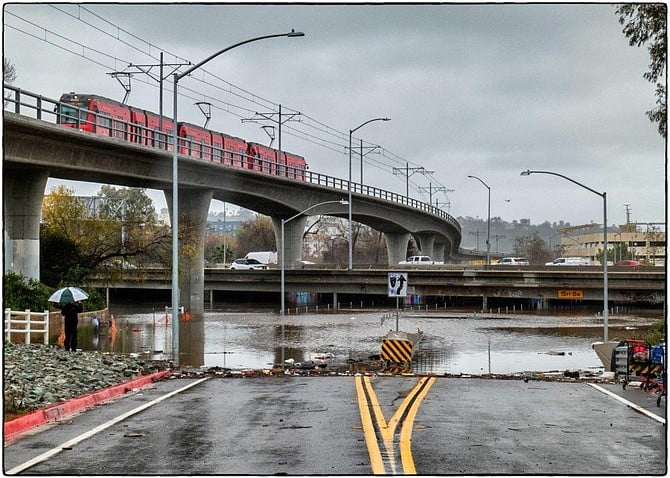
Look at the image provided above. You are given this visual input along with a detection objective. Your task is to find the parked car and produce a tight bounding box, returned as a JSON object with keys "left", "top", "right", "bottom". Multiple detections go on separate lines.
{"left": 228, "top": 258, "right": 269, "bottom": 270}
{"left": 496, "top": 257, "right": 529, "bottom": 266}
{"left": 615, "top": 259, "right": 643, "bottom": 268}
{"left": 545, "top": 257, "right": 591, "bottom": 266}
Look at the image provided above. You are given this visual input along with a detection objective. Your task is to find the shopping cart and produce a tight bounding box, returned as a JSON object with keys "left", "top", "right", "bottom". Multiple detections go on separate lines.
{"left": 614, "top": 339, "right": 663, "bottom": 390}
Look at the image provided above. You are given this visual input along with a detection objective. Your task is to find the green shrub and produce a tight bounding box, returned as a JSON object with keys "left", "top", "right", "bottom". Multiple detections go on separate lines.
{"left": 3, "top": 272, "right": 52, "bottom": 311}
{"left": 646, "top": 319, "right": 665, "bottom": 346}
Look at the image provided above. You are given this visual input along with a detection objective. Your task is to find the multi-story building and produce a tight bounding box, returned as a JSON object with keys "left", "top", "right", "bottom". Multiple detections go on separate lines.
{"left": 558, "top": 222, "right": 665, "bottom": 266}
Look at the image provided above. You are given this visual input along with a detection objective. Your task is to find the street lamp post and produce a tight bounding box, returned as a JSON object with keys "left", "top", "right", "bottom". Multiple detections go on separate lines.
{"left": 170, "top": 30, "right": 304, "bottom": 365}
{"left": 521, "top": 169, "right": 609, "bottom": 341}
{"left": 348, "top": 117, "right": 390, "bottom": 269}
{"left": 280, "top": 199, "right": 348, "bottom": 368}
{"left": 467, "top": 175, "right": 491, "bottom": 266}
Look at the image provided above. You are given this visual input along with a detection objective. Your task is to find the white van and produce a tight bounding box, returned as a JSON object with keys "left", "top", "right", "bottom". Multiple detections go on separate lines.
{"left": 245, "top": 251, "right": 278, "bottom": 265}
{"left": 545, "top": 257, "right": 591, "bottom": 266}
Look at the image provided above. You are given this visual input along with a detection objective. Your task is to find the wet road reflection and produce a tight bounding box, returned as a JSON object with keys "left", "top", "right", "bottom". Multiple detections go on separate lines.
{"left": 70, "top": 309, "right": 659, "bottom": 374}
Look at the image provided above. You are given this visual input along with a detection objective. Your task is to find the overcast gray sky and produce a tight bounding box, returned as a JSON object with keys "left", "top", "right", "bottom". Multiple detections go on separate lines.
{"left": 4, "top": 3, "right": 666, "bottom": 227}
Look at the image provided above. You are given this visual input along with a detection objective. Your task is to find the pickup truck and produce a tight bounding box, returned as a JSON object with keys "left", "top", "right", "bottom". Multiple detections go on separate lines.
{"left": 399, "top": 255, "right": 443, "bottom": 265}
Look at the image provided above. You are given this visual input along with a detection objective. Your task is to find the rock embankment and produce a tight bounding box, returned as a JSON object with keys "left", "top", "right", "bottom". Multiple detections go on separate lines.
{"left": 4, "top": 343, "right": 170, "bottom": 413}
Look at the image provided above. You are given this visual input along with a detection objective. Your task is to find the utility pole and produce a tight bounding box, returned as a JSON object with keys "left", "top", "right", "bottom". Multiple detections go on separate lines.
{"left": 242, "top": 105, "right": 302, "bottom": 172}
{"left": 344, "top": 141, "right": 381, "bottom": 184}
{"left": 392, "top": 163, "right": 434, "bottom": 198}
{"left": 492, "top": 234, "right": 507, "bottom": 254}
{"left": 125, "top": 52, "right": 192, "bottom": 132}
{"left": 418, "top": 183, "right": 453, "bottom": 209}
{"left": 469, "top": 230, "right": 483, "bottom": 251}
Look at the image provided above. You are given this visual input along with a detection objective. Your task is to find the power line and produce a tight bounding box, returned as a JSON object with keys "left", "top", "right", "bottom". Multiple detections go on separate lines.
{"left": 7, "top": 6, "right": 455, "bottom": 202}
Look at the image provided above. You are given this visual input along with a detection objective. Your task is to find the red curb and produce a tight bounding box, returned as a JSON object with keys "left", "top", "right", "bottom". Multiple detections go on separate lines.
{"left": 4, "top": 369, "right": 172, "bottom": 442}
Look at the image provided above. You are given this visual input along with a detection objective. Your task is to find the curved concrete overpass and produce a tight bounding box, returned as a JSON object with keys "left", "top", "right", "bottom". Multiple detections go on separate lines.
{"left": 4, "top": 94, "right": 462, "bottom": 313}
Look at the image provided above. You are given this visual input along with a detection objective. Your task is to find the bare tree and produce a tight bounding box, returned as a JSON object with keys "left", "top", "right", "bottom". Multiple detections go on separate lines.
{"left": 4, "top": 57, "right": 17, "bottom": 83}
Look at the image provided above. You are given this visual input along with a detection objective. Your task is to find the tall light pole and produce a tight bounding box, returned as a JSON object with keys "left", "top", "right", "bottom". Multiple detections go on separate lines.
{"left": 280, "top": 199, "right": 348, "bottom": 367}
{"left": 348, "top": 117, "right": 390, "bottom": 269}
{"left": 170, "top": 30, "right": 304, "bottom": 365}
{"left": 467, "top": 175, "right": 491, "bottom": 266}
{"left": 521, "top": 169, "right": 609, "bottom": 341}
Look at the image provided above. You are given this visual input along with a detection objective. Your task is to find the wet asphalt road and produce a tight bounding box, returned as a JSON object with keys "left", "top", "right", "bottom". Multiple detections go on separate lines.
{"left": 4, "top": 376, "right": 666, "bottom": 475}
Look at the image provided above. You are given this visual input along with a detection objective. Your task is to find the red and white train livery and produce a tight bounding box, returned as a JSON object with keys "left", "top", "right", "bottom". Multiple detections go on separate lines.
{"left": 57, "top": 92, "right": 307, "bottom": 180}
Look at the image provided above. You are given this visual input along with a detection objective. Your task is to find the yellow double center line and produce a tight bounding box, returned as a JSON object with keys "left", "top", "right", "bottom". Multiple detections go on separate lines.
{"left": 355, "top": 375, "right": 435, "bottom": 475}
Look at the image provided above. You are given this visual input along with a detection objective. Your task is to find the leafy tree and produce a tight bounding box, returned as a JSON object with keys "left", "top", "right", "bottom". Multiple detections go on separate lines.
{"left": 41, "top": 185, "right": 171, "bottom": 284}
{"left": 204, "top": 233, "right": 234, "bottom": 264}
{"left": 513, "top": 232, "right": 552, "bottom": 265}
{"left": 609, "top": 241, "right": 632, "bottom": 263}
{"left": 234, "top": 216, "right": 275, "bottom": 257}
{"left": 617, "top": 4, "right": 667, "bottom": 137}
{"left": 40, "top": 185, "right": 91, "bottom": 286}
{"left": 94, "top": 185, "right": 170, "bottom": 267}
{"left": 3, "top": 272, "right": 51, "bottom": 311}
{"left": 40, "top": 233, "right": 81, "bottom": 287}
{"left": 646, "top": 319, "right": 665, "bottom": 345}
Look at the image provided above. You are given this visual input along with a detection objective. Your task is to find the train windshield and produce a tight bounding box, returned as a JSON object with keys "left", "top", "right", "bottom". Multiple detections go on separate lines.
{"left": 58, "top": 104, "right": 87, "bottom": 125}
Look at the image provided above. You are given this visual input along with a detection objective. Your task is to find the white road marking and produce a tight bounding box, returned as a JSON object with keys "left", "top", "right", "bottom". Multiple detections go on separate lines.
{"left": 588, "top": 383, "right": 665, "bottom": 425}
{"left": 6, "top": 377, "right": 210, "bottom": 475}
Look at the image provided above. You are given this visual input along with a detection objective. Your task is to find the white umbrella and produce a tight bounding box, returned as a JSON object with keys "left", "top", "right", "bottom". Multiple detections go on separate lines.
{"left": 48, "top": 286, "right": 89, "bottom": 303}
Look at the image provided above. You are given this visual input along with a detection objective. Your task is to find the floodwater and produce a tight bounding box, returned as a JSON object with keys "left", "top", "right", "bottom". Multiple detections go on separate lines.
{"left": 70, "top": 307, "right": 661, "bottom": 375}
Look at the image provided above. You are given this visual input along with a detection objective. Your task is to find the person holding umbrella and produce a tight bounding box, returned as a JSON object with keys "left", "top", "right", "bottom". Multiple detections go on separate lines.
{"left": 61, "top": 301, "right": 83, "bottom": 351}
{"left": 48, "top": 287, "right": 89, "bottom": 352}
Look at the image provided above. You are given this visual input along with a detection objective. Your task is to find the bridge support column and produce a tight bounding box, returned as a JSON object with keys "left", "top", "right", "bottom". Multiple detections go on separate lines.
{"left": 3, "top": 168, "right": 49, "bottom": 280}
{"left": 383, "top": 232, "right": 411, "bottom": 265}
{"left": 433, "top": 243, "right": 447, "bottom": 263}
{"left": 412, "top": 233, "right": 436, "bottom": 257}
{"left": 272, "top": 216, "right": 307, "bottom": 269}
{"left": 165, "top": 188, "right": 213, "bottom": 317}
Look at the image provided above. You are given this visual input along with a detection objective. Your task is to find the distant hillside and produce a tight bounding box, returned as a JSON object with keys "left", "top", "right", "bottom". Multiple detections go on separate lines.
{"left": 457, "top": 216, "right": 573, "bottom": 255}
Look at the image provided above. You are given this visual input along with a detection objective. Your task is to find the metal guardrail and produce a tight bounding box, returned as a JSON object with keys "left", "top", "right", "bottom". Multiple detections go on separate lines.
{"left": 3, "top": 84, "right": 461, "bottom": 233}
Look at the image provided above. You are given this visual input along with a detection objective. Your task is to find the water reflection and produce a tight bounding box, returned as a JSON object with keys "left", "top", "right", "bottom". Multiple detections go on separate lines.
{"left": 68, "top": 310, "right": 660, "bottom": 375}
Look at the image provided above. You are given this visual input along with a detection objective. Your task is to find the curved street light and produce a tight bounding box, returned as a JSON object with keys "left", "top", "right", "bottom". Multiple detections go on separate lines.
{"left": 171, "top": 30, "right": 305, "bottom": 365}
{"left": 467, "top": 175, "right": 491, "bottom": 266}
{"left": 280, "top": 199, "right": 348, "bottom": 368}
{"left": 521, "top": 169, "right": 609, "bottom": 341}
{"left": 348, "top": 117, "right": 390, "bottom": 269}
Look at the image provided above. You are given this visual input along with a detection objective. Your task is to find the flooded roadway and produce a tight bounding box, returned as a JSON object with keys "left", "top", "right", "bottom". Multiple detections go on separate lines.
{"left": 74, "top": 307, "right": 660, "bottom": 375}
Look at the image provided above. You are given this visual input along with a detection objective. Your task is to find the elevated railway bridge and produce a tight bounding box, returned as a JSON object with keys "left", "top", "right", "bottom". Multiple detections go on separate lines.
{"left": 4, "top": 86, "right": 465, "bottom": 315}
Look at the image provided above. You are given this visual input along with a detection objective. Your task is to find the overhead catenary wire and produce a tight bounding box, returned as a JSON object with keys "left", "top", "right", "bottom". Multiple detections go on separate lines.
{"left": 6, "top": 5, "right": 454, "bottom": 206}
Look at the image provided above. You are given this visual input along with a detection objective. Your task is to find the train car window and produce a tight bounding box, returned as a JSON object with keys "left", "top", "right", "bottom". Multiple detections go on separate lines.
{"left": 187, "top": 135, "right": 196, "bottom": 155}
{"left": 131, "top": 122, "right": 142, "bottom": 144}
{"left": 98, "top": 113, "right": 112, "bottom": 130}
{"left": 113, "top": 119, "right": 127, "bottom": 140}
{"left": 213, "top": 143, "right": 223, "bottom": 162}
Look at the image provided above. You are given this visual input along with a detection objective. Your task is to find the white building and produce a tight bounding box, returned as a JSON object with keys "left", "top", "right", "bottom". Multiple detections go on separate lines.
{"left": 559, "top": 222, "right": 665, "bottom": 266}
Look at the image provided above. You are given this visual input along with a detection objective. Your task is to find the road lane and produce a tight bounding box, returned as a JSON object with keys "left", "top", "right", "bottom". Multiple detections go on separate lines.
{"left": 4, "top": 376, "right": 666, "bottom": 475}
{"left": 355, "top": 375, "right": 435, "bottom": 474}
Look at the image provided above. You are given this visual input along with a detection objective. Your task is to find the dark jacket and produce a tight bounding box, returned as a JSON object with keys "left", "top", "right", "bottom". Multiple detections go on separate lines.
{"left": 62, "top": 302, "right": 83, "bottom": 326}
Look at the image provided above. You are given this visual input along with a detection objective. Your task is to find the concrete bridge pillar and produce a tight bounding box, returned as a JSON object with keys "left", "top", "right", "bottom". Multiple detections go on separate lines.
{"left": 412, "top": 233, "right": 436, "bottom": 257}
{"left": 3, "top": 168, "right": 49, "bottom": 280}
{"left": 433, "top": 243, "right": 447, "bottom": 263}
{"left": 272, "top": 216, "right": 307, "bottom": 269}
{"left": 383, "top": 232, "right": 411, "bottom": 265}
{"left": 164, "top": 188, "right": 213, "bottom": 317}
